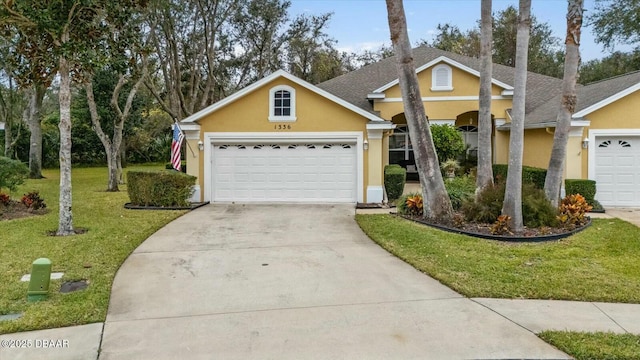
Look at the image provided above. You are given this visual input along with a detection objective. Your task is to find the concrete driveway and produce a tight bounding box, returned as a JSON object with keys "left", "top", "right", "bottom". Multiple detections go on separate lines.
{"left": 99, "top": 204, "right": 568, "bottom": 359}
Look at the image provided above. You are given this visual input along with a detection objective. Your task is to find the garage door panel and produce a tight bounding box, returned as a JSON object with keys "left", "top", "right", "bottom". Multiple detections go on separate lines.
{"left": 595, "top": 136, "right": 640, "bottom": 207}
{"left": 212, "top": 141, "right": 357, "bottom": 203}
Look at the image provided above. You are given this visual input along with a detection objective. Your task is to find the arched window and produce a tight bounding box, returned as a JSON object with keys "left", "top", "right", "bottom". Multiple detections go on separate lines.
{"left": 269, "top": 85, "right": 297, "bottom": 122}
{"left": 431, "top": 64, "right": 453, "bottom": 91}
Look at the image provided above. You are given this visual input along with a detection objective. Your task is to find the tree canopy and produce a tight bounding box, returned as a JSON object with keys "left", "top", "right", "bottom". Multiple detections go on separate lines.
{"left": 423, "top": 5, "right": 564, "bottom": 78}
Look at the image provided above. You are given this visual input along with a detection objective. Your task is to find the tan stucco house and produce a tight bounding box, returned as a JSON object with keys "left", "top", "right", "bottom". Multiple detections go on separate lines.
{"left": 180, "top": 46, "right": 640, "bottom": 207}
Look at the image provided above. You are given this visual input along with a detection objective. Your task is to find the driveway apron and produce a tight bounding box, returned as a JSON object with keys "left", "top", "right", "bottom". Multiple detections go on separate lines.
{"left": 99, "top": 204, "right": 568, "bottom": 359}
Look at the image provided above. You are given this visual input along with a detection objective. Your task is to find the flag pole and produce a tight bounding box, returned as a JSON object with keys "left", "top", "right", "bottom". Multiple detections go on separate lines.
{"left": 174, "top": 119, "right": 197, "bottom": 158}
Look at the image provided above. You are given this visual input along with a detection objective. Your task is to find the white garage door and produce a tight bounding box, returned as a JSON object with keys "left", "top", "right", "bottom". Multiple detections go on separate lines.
{"left": 212, "top": 142, "right": 357, "bottom": 203}
{"left": 595, "top": 137, "right": 640, "bottom": 207}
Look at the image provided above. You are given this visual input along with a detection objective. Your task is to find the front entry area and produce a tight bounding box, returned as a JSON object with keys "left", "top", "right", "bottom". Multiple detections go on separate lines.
{"left": 209, "top": 137, "right": 358, "bottom": 203}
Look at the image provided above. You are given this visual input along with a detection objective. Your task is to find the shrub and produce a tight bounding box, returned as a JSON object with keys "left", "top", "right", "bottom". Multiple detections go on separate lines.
{"left": 564, "top": 179, "right": 596, "bottom": 204}
{"left": 462, "top": 182, "right": 558, "bottom": 228}
{"left": 491, "top": 215, "right": 513, "bottom": 235}
{"left": 558, "top": 194, "right": 592, "bottom": 230}
{"left": 461, "top": 182, "right": 505, "bottom": 223}
{"left": 492, "top": 164, "right": 547, "bottom": 189}
{"left": 0, "top": 157, "right": 29, "bottom": 192}
{"left": 522, "top": 185, "right": 559, "bottom": 228}
{"left": 431, "top": 124, "right": 465, "bottom": 165}
{"left": 397, "top": 192, "right": 423, "bottom": 216}
{"left": 21, "top": 191, "right": 46, "bottom": 210}
{"left": 384, "top": 164, "right": 406, "bottom": 202}
{"left": 0, "top": 193, "right": 11, "bottom": 206}
{"left": 397, "top": 192, "right": 416, "bottom": 215}
{"left": 127, "top": 170, "right": 196, "bottom": 207}
{"left": 444, "top": 175, "right": 475, "bottom": 210}
{"left": 405, "top": 194, "right": 424, "bottom": 216}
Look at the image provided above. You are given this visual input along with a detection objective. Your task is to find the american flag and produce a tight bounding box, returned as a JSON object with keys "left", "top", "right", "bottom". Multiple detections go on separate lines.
{"left": 171, "top": 123, "right": 184, "bottom": 171}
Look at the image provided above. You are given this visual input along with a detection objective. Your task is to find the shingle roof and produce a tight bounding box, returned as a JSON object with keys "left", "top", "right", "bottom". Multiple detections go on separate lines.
{"left": 317, "top": 45, "right": 565, "bottom": 118}
{"left": 318, "top": 46, "right": 640, "bottom": 129}
{"left": 523, "top": 70, "right": 640, "bottom": 126}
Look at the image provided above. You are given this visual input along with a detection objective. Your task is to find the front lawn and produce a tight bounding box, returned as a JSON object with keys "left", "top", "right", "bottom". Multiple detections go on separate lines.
{"left": 0, "top": 166, "right": 186, "bottom": 334}
{"left": 355, "top": 214, "right": 640, "bottom": 302}
{"left": 539, "top": 331, "right": 640, "bottom": 360}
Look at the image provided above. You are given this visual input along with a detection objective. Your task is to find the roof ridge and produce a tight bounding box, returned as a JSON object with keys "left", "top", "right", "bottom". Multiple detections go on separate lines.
{"left": 583, "top": 69, "right": 640, "bottom": 86}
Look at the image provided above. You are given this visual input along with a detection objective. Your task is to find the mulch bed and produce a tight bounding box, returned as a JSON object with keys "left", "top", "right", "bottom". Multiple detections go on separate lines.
{"left": 399, "top": 213, "right": 591, "bottom": 243}
{"left": 124, "top": 201, "right": 209, "bottom": 210}
{"left": 0, "top": 202, "right": 48, "bottom": 221}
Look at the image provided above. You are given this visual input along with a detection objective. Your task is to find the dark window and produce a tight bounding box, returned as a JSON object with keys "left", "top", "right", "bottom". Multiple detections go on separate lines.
{"left": 274, "top": 90, "right": 291, "bottom": 117}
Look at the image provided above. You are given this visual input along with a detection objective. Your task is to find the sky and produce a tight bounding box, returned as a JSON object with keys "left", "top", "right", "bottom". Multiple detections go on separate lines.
{"left": 288, "top": 0, "right": 633, "bottom": 62}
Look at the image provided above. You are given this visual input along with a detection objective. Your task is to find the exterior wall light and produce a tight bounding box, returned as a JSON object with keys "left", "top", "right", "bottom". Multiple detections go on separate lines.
{"left": 363, "top": 139, "right": 369, "bottom": 150}
{"left": 582, "top": 138, "right": 589, "bottom": 149}
{"left": 198, "top": 140, "right": 204, "bottom": 151}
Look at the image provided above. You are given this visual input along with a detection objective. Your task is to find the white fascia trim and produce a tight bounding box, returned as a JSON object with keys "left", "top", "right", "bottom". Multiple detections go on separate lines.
{"left": 588, "top": 128, "right": 640, "bottom": 181}
{"left": 574, "top": 83, "right": 640, "bottom": 118}
{"left": 366, "top": 122, "right": 396, "bottom": 130}
{"left": 371, "top": 56, "right": 514, "bottom": 94}
{"left": 367, "top": 93, "right": 386, "bottom": 99}
{"left": 429, "top": 120, "right": 456, "bottom": 125}
{"left": 430, "top": 86, "right": 454, "bottom": 92}
{"left": 498, "top": 119, "right": 591, "bottom": 131}
{"left": 501, "top": 89, "right": 514, "bottom": 96}
{"left": 203, "top": 131, "right": 364, "bottom": 203}
{"left": 174, "top": 123, "right": 201, "bottom": 131}
{"left": 183, "top": 69, "right": 385, "bottom": 123}
{"left": 495, "top": 119, "right": 507, "bottom": 126}
{"left": 379, "top": 95, "right": 508, "bottom": 102}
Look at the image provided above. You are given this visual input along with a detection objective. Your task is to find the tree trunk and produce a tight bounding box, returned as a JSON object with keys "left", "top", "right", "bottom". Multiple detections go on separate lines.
{"left": 502, "top": 0, "right": 531, "bottom": 232}
{"left": 107, "top": 147, "right": 119, "bottom": 191}
{"left": 57, "top": 54, "right": 74, "bottom": 236}
{"left": 27, "top": 84, "right": 46, "bottom": 179}
{"left": 385, "top": 0, "right": 453, "bottom": 221}
{"left": 477, "top": 0, "right": 494, "bottom": 192}
{"left": 544, "top": 0, "right": 584, "bottom": 207}
{"left": 85, "top": 81, "right": 119, "bottom": 191}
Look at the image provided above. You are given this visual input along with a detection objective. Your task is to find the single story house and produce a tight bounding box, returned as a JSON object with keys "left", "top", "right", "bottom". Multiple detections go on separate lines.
{"left": 181, "top": 46, "right": 640, "bottom": 207}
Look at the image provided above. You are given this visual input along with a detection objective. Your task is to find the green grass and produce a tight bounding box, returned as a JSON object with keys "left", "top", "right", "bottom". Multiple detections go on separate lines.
{"left": 0, "top": 165, "right": 186, "bottom": 334}
{"left": 539, "top": 331, "right": 640, "bottom": 360}
{"left": 355, "top": 214, "right": 640, "bottom": 302}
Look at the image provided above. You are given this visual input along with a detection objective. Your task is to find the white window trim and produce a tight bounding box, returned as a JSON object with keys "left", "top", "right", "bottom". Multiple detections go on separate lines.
{"left": 431, "top": 64, "right": 453, "bottom": 92}
{"left": 268, "top": 85, "right": 297, "bottom": 122}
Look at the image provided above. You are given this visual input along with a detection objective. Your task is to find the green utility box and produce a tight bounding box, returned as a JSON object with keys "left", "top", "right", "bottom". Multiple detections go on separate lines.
{"left": 27, "top": 258, "right": 52, "bottom": 302}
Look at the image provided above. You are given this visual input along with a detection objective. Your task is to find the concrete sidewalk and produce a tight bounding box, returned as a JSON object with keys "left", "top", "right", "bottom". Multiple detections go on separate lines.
{"left": 2, "top": 203, "right": 640, "bottom": 360}
{"left": 3, "top": 299, "right": 640, "bottom": 359}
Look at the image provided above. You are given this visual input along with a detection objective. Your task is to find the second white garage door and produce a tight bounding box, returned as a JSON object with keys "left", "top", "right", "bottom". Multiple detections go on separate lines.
{"left": 212, "top": 142, "right": 357, "bottom": 203}
{"left": 594, "top": 136, "right": 640, "bottom": 207}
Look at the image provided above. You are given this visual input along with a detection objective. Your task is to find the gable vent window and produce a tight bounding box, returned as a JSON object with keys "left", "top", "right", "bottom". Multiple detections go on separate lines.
{"left": 269, "top": 85, "right": 297, "bottom": 122}
{"left": 431, "top": 64, "right": 453, "bottom": 91}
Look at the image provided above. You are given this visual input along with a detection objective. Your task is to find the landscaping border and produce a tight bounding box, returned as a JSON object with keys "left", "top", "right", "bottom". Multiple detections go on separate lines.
{"left": 124, "top": 201, "right": 210, "bottom": 211}
{"left": 398, "top": 214, "right": 592, "bottom": 243}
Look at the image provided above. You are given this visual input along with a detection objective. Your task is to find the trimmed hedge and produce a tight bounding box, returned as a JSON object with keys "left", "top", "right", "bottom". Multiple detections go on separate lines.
{"left": 565, "top": 179, "right": 596, "bottom": 204}
{"left": 384, "top": 164, "right": 406, "bottom": 202}
{"left": 127, "top": 170, "right": 196, "bottom": 207}
{"left": 492, "top": 164, "right": 547, "bottom": 189}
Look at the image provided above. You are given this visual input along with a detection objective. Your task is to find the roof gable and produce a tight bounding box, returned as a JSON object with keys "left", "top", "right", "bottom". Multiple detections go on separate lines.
{"left": 370, "top": 56, "right": 514, "bottom": 95}
{"left": 181, "top": 70, "right": 386, "bottom": 124}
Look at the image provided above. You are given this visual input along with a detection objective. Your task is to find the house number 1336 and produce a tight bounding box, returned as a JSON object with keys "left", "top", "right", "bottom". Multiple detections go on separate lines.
{"left": 274, "top": 124, "right": 291, "bottom": 130}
